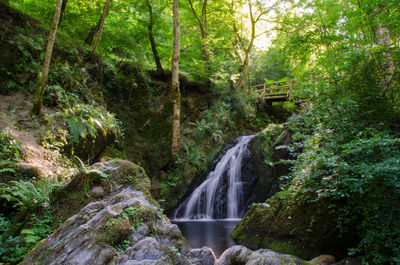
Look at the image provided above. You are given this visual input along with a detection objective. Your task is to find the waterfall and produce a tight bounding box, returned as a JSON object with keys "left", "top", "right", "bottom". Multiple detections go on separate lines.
{"left": 174, "top": 135, "right": 254, "bottom": 220}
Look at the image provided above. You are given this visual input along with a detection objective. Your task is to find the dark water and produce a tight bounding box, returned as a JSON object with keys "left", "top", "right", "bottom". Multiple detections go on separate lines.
{"left": 172, "top": 219, "right": 240, "bottom": 257}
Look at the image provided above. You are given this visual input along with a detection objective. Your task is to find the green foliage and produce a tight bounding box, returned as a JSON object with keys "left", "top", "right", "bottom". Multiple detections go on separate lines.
{"left": 284, "top": 88, "right": 400, "bottom": 263}
{"left": 0, "top": 129, "right": 23, "bottom": 180}
{"left": 0, "top": 178, "right": 57, "bottom": 264}
{"left": 64, "top": 104, "right": 122, "bottom": 143}
{"left": 256, "top": 123, "right": 284, "bottom": 165}
{"left": 0, "top": 212, "right": 53, "bottom": 264}
{"left": 0, "top": 179, "right": 59, "bottom": 213}
{"left": 42, "top": 104, "right": 122, "bottom": 153}
{"left": 0, "top": 128, "right": 23, "bottom": 161}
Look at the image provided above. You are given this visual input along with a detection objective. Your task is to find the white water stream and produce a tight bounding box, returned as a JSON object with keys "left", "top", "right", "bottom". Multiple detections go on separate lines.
{"left": 174, "top": 135, "right": 254, "bottom": 220}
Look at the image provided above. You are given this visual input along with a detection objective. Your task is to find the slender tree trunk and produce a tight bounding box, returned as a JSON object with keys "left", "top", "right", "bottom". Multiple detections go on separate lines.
{"left": 236, "top": 53, "right": 249, "bottom": 90}
{"left": 85, "top": 16, "right": 102, "bottom": 45}
{"left": 200, "top": 0, "right": 209, "bottom": 72}
{"left": 90, "top": 0, "right": 111, "bottom": 56}
{"left": 146, "top": 0, "right": 163, "bottom": 74}
{"left": 58, "top": 0, "right": 69, "bottom": 25}
{"left": 171, "top": 0, "right": 181, "bottom": 159}
{"left": 233, "top": 1, "right": 257, "bottom": 90}
{"left": 188, "top": 0, "right": 209, "bottom": 73}
{"left": 31, "top": 0, "right": 63, "bottom": 115}
{"left": 374, "top": 10, "right": 394, "bottom": 97}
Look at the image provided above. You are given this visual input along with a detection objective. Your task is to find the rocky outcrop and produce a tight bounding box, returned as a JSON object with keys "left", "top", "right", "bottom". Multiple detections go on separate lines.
{"left": 309, "top": 255, "right": 336, "bottom": 265}
{"left": 243, "top": 124, "right": 292, "bottom": 208}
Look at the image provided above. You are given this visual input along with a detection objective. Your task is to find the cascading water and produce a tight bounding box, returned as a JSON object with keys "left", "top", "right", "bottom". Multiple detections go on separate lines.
{"left": 174, "top": 135, "right": 254, "bottom": 220}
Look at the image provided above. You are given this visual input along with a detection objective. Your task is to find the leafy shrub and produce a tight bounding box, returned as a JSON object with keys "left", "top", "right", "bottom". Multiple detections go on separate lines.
{"left": 0, "top": 179, "right": 59, "bottom": 214}
{"left": 42, "top": 104, "right": 122, "bottom": 151}
{"left": 0, "top": 128, "right": 22, "bottom": 161}
{"left": 284, "top": 96, "right": 400, "bottom": 264}
{"left": 64, "top": 104, "right": 122, "bottom": 143}
{"left": 0, "top": 178, "right": 59, "bottom": 263}
{"left": 43, "top": 84, "right": 82, "bottom": 107}
{"left": 0, "top": 212, "right": 53, "bottom": 264}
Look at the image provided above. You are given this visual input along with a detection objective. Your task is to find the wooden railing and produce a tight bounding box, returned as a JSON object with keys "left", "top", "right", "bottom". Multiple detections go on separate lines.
{"left": 253, "top": 79, "right": 314, "bottom": 101}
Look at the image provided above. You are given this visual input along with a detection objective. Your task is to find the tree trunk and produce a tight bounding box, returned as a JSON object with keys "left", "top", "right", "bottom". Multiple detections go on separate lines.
{"left": 236, "top": 53, "right": 249, "bottom": 90}
{"left": 171, "top": 0, "right": 181, "bottom": 159}
{"left": 233, "top": 1, "right": 257, "bottom": 90}
{"left": 85, "top": 16, "right": 102, "bottom": 45}
{"left": 374, "top": 10, "right": 395, "bottom": 97}
{"left": 58, "top": 0, "right": 69, "bottom": 25}
{"left": 188, "top": 0, "right": 209, "bottom": 73}
{"left": 31, "top": 0, "right": 63, "bottom": 115}
{"left": 200, "top": 0, "right": 209, "bottom": 72}
{"left": 146, "top": 0, "right": 163, "bottom": 74}
{"left": 90, "top": 0, "right": 111, "bottom": 56}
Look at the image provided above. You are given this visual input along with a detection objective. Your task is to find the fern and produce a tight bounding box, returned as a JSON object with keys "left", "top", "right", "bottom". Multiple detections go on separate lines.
{"left": 66, "top": 117, "right": 86, "bottom": 143}
{"left": 0, "top": 179, "right": 58, "bottom": 212}
{"left": 47, "top": 104, "right": 122, "bottom": 146}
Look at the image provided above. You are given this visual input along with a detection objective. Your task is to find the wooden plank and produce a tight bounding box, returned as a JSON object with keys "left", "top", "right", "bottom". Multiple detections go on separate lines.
{"left": 265, "top": 79, "right": 300, "bottom": 84}
{"left": 265, "top": 94, "right": 288, "bottom": 96}
{"left": 256, "top": 86, "right": 290, "bottom": 93}
{"left": 252, "top": 79, "right": 302, "bottom": 88}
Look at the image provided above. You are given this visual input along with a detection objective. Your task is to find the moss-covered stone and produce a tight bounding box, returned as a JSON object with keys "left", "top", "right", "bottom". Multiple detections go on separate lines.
{"left": 51, "top": 160, "right": 157, "bottom": 229}
{"left": 232, "top": 191, "right": 349, "bottom": 260}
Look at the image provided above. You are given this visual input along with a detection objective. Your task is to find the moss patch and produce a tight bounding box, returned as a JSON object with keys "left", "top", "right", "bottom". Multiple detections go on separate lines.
{"left": 96, "top": 204, "right": 158, "bottom": 247}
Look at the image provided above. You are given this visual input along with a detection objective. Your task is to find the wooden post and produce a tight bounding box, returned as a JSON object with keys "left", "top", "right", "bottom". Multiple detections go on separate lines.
{"left": 270, "top": 83, "right": 273, "bottom": 95}
{"left": 263, "top": 83, "right": 266, "bottom": 101}
{"left": 289, "top": 79, "right": 293, "bottom": 98}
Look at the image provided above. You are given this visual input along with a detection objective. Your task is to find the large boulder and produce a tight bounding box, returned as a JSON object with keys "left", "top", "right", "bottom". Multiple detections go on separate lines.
{"left": 51, "top": 160, "right": 155, "bottom": 226}
{"left": 22, "top": 160, "right": 214, "bottom": 265}
{"left": 22, "top": 158, "right": 313, "bottom": 265}
{"left": 63, "top": 127, "right": 115, "bottom": 164}
{"left": 231, "top": 193, "right": 355, "bottom": 260}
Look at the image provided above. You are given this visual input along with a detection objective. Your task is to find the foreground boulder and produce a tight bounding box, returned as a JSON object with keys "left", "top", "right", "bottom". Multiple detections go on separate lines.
{"left": 22, "top": 160, "right": 212, "bottom": 265}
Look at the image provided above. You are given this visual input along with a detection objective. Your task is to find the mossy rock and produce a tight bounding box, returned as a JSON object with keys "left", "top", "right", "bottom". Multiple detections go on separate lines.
{"left": 64, "top": 128, "right": 115, "bottom": 164}
{"left": 97, "top": 146, "right": 119, "bottom": 162}
{"left": 51, "top": 160, "right": 157, "bottom": 229}
{"left": 232, "top": 191, "right": 353, "bottom": 260}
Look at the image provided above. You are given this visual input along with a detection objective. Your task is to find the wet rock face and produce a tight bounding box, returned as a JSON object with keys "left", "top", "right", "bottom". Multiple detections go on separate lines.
{"left": 243, "top": 129, "right": 292, "bottom": 209}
